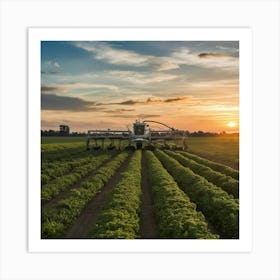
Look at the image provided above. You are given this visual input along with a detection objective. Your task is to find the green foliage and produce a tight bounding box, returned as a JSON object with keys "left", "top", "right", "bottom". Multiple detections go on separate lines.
{"left": 41, "top": 221, "right": 64, "bottom": 239}
{"left": 41, "top": 152, "right": 129, "bottom": 238}
{"left": 165, "top": 150, "right": 239, "bottom": 198}
{"left": 145, "top": 151, "right": 218, "bottom": 239}
{"left": 41, "top": 142, "right": 84, "bottom": 153}
{"left": 154, "top": 150, "right": 239, "bottom": 239}
{"left": 41, "top": 156, "right": 98, "bottom": 184}
{"left": 41, "top": 174, "right": 50, "bottom": 185}
{"left": 41, "top": 143, "right": 86, "bottom": 161}
{"left": 41, "top": 137, "right": 85, "bottom": 144}
{"left": 89, "top": 151, "right": 142, "bottom": 239}
{"left": 179, "top": 151, "right": 239, "bottom": 180}
{"left": 41, "top": 154, "right": 111, "bottom": 202}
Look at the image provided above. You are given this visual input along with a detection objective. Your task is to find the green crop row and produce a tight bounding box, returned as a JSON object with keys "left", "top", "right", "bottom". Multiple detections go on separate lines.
{"left": 178, "top": 151, "right": 239, "bottom": 180}
{"left": 89, "top": 150, "right": 142, "bottom": 239}
{"left": 41, "top": 144, "right": 87, "bottom": 161}
{"left": 41, "top": 142, "right": 85, "bottom": 153}
{"left": 145, "top": 151, "right": 218, "bottom": 239}
{"left": 165, "top": 150, "right": 239, "bottom": 199}
{"left": 41, "top": 152, "right": 129, "bottom": 238}
{"left": 41, "top": 154, "right": 112, "bottom": 202}
{"left": 41, "top": 157, "right": 90, "bottom": 184}
{"left": 41, "top": 151, "right": 112, "bottom": 185}
{"left": 154, "top": 150, "right": 239, "bottom": 239}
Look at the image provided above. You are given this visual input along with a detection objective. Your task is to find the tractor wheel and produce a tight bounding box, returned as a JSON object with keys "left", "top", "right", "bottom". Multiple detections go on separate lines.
{"left": 125, "top": 145, "right": 136, "bottom": 151}
{"left": 144, "top": 145, "right": 155, "bottom": 151}
{"left": 136, "top": 142, "right": 142, "bottom": 150}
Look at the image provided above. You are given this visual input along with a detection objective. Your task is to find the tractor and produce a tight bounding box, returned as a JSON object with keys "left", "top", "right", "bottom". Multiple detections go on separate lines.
{"left": 86, "top": 120, "right": 188, "bottom": 151}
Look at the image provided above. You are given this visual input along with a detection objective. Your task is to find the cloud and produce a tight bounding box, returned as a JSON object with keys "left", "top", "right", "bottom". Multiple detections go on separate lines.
{"left": 107, "top": 70, "right": 178, "bottom": 84}
{"left": 102, "top": 95, "right": 190, "bottom": 106}
{"left": 41, "top": 91, "right": 188, "bottom": 112}
{"left": 43, "top": 60, "right": 60, "bottom": 68}
{"left": 41, "top": 71, "right": 61, "bottom": 75}
{"left": 170, "top": 48, "right": 238, "bottom": 71}
{"left": 104, "top": 108, "right": 135, "bottom": 113}
{"left": 41, "top": 85, "right": 58, "bottom": 93}
{"left": 114, "top": 99, "right": 140, "bottom": 105}
{"left": 74, "top": 42, "right": 151, "bottom": 66}
{"left": 105, "top": 113, "right": 161, "bottom": 119}
{"left": 163, "top": 96, "right": 189, "bottom": 103}
{"left": 41, "top": 61, "right": 61, "bottom": 76}
{"left": 216, "top": 45, "right": 239, "bottom": 53}
{"left": 74, "top": 42, "right": 180, "bottom": 71}
{"left": 153, "top": 61, "right": 180, "bottom": 71}
{"left": 137, "top": 114, "right": 161, "bottom": 119}
{"left": 41, "top": 93, "right": 96, "bottom": 111}
{"left": 41, "top": 83, "right": 119, "bottom": 94}
{"left": 198, "top": 53, "right": 231, "bottom": 58}
{"left": 73, "top": 42, "right": 238, "bottom": 72}
{"left": 190, "top": 78, "right": 239, "bottom": 88}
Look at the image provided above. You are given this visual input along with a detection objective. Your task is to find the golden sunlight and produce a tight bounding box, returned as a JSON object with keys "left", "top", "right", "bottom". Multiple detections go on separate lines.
{"left": 227, "top": 121, "right": 236, "bottom": 128}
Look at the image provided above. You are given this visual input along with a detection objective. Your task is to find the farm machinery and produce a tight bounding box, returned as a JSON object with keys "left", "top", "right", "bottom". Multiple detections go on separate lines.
{"left": 86, "top": 120, "right": 188, "bottom": 151}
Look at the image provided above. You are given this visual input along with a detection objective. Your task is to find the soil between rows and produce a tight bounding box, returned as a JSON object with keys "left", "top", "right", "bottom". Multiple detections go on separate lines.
{"left": 139, "top": 153, "right": 159, "bottom": 238}
{"left": 63, "top": 152, "right": 133, "bottom": 239}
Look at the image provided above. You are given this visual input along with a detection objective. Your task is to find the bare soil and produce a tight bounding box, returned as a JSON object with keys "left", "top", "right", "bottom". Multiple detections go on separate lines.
{"left": 139, "top": 153, "right": 159, "bottom": 238}
{"left": 206, "top": 219, "right": 220, "bottom": 237}
{"left": 63, "top": 153, "right": 133, "bottom": 239}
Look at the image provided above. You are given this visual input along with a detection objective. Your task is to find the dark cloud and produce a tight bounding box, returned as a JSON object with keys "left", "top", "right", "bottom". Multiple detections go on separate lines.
{"left": 137, "top": 114, "right": 161, "bottom": 119}
{"left": 163, "top": 96, "right": 189, "bottom": 103}
{"left": 41, "top": 93, "right": 96, "bottom": 111}
{"left": 116, "top": 99, "right": 139, "bottom": 105}
{"left": 41, "top": 85, "right": 58, "bottom": 93}
{"left": 41, "top": 71, "right": 61, "bottom": 75}
{"left": 104, "top": 109, "right": 135, "bottom": 113}
{"left": 97, "top": 99, "right": 139, "bottom": 106}
{"left": 104, "top": 96, "right": 190, "bottom": 106}
{"left": 198, "top": 53, "right": 233, "bottom": 59}
{"left": 106, "top": 114, "right": 161, "bottom": 119}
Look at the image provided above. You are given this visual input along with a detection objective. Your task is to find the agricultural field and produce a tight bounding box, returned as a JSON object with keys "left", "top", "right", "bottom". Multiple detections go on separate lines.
{"left": 41, "top": 137, "right": 239, "bottom": 239}
{"left": 187, "top": 135, "right": 239, "bottom": 170}
{"left": 41, "top": 136, "right": 85, "bottom": 144}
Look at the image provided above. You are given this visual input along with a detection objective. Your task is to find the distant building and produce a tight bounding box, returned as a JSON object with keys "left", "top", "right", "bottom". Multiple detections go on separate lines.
{"left": 59, "top": 125, "right": 70, "bottom": 135}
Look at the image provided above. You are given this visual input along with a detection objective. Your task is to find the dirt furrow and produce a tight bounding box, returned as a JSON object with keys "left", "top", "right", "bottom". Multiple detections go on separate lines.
{"left": 42, "top": 156, "right": 115, "bottom": 211}
{"left": 139, "top": 153, "right": 159, "bottom": 238}
{"left": 63, "top": 153, "right": 133, "bottom": 239}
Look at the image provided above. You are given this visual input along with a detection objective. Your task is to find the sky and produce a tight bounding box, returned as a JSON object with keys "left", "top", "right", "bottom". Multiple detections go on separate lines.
{"left": 41, "top": 41, "right": 239, "bottom": 133}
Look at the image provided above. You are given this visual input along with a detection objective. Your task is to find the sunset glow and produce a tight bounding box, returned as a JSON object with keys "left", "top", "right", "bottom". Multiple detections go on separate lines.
{"left": 227, "top": 121, "right": 236, "bottom": 128}
{"left": 41, "top": 41, "right": 239, "bottom": 133}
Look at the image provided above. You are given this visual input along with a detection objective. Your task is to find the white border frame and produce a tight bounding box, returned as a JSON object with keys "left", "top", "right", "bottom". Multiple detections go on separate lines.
{"left": 1, "top": 1, "right": 279, "bottom": 279}
{"left": 28, "top": 27, "right": 252, "bottom": 253}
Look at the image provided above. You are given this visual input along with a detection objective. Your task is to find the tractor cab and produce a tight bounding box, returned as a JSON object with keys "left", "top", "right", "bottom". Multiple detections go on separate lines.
{"left": 133, "top": 120, "right": 149, "bottom": 149}
{"left": 133, "top": 120, "right": 146, "bottom": 136}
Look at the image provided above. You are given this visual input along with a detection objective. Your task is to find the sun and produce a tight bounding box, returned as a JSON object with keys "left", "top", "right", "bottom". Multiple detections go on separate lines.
{"left": 227, "top": 121, "right": 236, "bottom": 128}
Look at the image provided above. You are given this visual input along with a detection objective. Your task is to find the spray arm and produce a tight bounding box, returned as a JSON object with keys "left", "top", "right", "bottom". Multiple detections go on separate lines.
{"left": 143, "top": 120, "right": 175, "bottom": 131}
